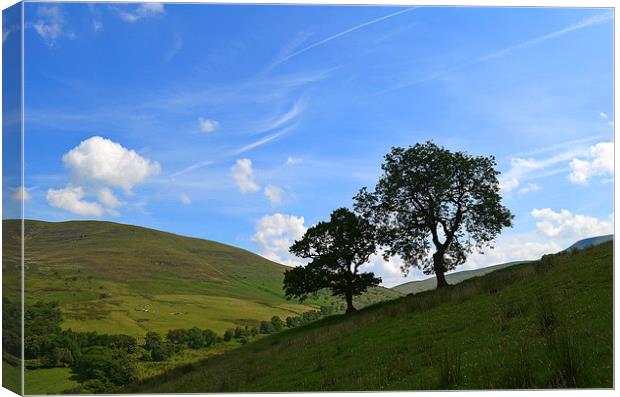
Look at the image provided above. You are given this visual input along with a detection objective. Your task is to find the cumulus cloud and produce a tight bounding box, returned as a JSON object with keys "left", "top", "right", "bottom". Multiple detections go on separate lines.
{"left": 568, "top": 142, "right": 613, "bottom": 183}
{"left": 47, "top": 187, "right": 104, "bottom": 217}
{"left": 231, "top": 159, "right": 260, "bottom": 193}
{"left": 252, "top": 213, "right": 307, "bottom": 265}
{"left": 264, "top": 185, "right": 283, "bottom": 206}
{"left": 63, "top": 136, "right": 160, "bottom": 193}
{"left": 47, "top": 136, "right": 159, "bottom": 217}
{"left": 531, "top": 208, "right": 613, "bottom": 239}
{"left": 12, "top": 186, "right": 32, "bottom": 202}
{"left": 180, "top": 192, "right": 191, "bottom": 205}
{"left": 118, "top": 3, "right": 165, "bottom": 23}
{"left": 198, "top": 117, "right": 219, "bottom": 133}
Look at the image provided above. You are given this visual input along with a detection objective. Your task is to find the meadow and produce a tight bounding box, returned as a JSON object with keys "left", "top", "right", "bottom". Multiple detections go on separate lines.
{"left": 2, "top": 219, "right": 400, "bottom": 394}
{"left": 127, "top": 241, "right": 613, "bottom": 392}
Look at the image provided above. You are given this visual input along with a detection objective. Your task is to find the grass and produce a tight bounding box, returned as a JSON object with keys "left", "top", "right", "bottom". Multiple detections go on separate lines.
{"left": 125, "top": 241, "right": 613, "bottom": 392}
{"left": 24, "top": 367, "right": 80, "bottom": 395}
{"left": 3, "top": 219, "right": 400, "bottom": 338}
{"left": 2, "top": 359, "right": 21, "bottom": 395}
{"left": 4, "top": 219, "right": 400, "bottom": 394}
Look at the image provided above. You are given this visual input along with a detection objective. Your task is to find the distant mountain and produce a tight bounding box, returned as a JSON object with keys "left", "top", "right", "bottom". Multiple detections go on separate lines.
{"left": 4, "top": 220, "right": 400, "bottom": 337}
{"left": 562, "top": 234, "right": 613, "bottom": 253}
{"left": 391, "top": 260, "right": 529, "bottom": 295}
{"left": 392, "top": 234, "right": 615, "bottom": 295}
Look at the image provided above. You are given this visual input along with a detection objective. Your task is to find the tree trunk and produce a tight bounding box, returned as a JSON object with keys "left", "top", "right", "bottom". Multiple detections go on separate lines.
{"left": 345, "top": 293, "right": 356, "bottom": 313}
{"left": 433, "top": 252, "right": 449, "bottom": 289}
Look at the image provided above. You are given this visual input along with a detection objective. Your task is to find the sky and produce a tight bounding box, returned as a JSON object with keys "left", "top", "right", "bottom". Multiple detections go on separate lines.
{"left": 7, "top": 3, "right": 614, "bottom": 287}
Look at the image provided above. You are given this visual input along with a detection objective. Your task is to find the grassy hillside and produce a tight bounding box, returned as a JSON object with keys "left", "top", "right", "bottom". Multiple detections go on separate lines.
{"left": 127, "top": 241, "right": 613, "bottom": 391}
{"left": 5, "top": 219, "right": 399, "bottom": 337}
{"left": 392, "top": 261, "right": 529, "bottom": 295}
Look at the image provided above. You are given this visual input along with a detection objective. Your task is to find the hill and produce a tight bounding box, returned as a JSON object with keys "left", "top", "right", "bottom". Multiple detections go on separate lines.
{"left": 126, "top": 240, "right": 613, "bottom": 391}
{"left": 391, "top": 260, "right": 529, "bottom": 295}
{"left": 562, "top": 234, "right": 613, "bottom": 253}
{"left": 5, "top": 219, "right": 400, "bottom": 338}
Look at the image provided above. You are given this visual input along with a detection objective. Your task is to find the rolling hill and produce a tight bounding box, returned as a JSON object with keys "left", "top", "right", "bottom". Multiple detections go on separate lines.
{"left": 392, "top": 234, "right": 615, "bottom": 295}
{"left": 391, "top": 260, "right": 530, "bottom": 295}
{"left": 127, "top": 240, "right": 613, "bottom": 391}
{"left": 4, "top": 219, "right": 400, "bottom": 338}
{"left": 562, "top": 234, "right": 613, "bottom": 252}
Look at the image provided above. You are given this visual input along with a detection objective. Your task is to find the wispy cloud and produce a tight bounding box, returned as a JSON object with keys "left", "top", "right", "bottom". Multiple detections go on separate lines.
{"left": 118, "top": 3, "right": 165, "bottom": 23}
{"left": 376, "top": 12, "right": 613, "bottom": 95}
{"left": 271, "top": 7, "right": 416, "bottom": 67}
{"left": 170, "top": 160, "right": 216, "bottom": 178}
{"left": 233, "top": 125, "right": 295, "bottom": 155}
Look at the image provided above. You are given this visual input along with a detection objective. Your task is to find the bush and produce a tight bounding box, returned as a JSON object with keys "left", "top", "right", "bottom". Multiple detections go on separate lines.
{"left": 223, "top": 329, "right": 235, "bottom": 341}
{"left": 259, "top": 321, "right": 274, "bottom": 334}
{"left": 271, "top": 316, "right": 285, "bottom": 332}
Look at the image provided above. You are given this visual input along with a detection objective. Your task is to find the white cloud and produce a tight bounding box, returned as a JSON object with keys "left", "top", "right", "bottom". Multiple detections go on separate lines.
{"left": 233, "top": 126, "right": 294, "bottom": 155}
{"left": 500, "top": 146, "right": 587, "bottom": 192}
{"left": 568, "top": 142, "right": 613, "bottom": 183}
{"left": 252, "top": 213, "right": 307, "bottom": 265}
{"left": 32, "top": 6, "right": 66, "bottom": 46}
{"left": 12, "top": 186, "right": 32, "bottom": 202}
{"left": 231, "top": 158, "right": 260, "bottom": 193}
{"left": 180, "top": 192, "right": 191, "bottom": 205}
{"left": 286, "top": 156, "right": 303, "bottom": 166}
{"left": 118, "top": 3, "right": 165, "bottom": 23}
{"left": 96, "top": 187, "right": 122, "bottom": 209}
{"left": 47, "top": 187, "right": 104, "bottom": 217}
{"left": 599, "top": 112, "right": 608, "bottom": 120}
{"left": 519, "top": 183, "right": 540, "bottom": 194}
{"left": 462, "top": 236, "right": 561, "bottom": 271}
{"left": 198, "top": 117, "right": 219, "bottom": 133}
{"left": 63, "top": 136, "right": 160, "bottom": 193}
{"left": 531, "top": 208, "right": 613, "bottom": 239}
{"left": 47, "top": 136, "right": 159, "bottom": 217}
{"left": 264, "top": 185, "right": 283, "bottom": 206}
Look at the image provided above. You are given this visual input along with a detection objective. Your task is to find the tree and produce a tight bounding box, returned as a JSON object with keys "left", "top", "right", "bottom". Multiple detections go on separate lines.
{"left": 144, "top": 331, "right": 163, "bottom": 351}
{"left": 284, "top": 208, "right": 381, "bottom": 313}
{"left": 270, "top": 316, "right": 285, "bottom": 332}
{"left": 223, "top": 329, "right": 235, "bottom": 341}
{"left": 354, "top": 141, "right": 513, "bottom": 289}
{"left": 259, "top": 321, "right": 274, "bottom": 334}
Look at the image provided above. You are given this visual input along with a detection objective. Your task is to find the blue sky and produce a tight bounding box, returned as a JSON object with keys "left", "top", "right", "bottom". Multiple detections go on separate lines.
{"left": 13, "top": 3, "right": 614, "bottom": 286}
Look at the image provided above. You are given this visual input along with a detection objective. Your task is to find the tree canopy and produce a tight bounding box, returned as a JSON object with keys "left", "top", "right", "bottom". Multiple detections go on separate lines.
{"left": 283, "top": 207, "right": 381, "bottom": 313}
{"left": 354, "top": 141, "right": 513, "bottom": 288}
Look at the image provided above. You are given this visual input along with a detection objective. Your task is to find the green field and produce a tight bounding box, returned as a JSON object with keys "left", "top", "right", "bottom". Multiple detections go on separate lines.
{"left": 127, "top": 241, "right": 613, "bottom": 392}
{"left": 3, "top": 219, "right": 400, "bottom": 394}
{"left": 4, "top": 220, "right": 400, "bottom": 338}
{"left": 24, "top": 367, "right": 79, "bottom": 395}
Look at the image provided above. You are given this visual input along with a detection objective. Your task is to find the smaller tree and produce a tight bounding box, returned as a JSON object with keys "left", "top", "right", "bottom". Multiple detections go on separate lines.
{"left": 223, "top": 329, "right": 234, "bottom": 341}
{"left": 271, "top": 316, "right": 285, "bottom": 332}
{"left": 259, "top": 321, "right": 274, "bottom": 334}
{"left": 284, "top": 208, "right": 381, "bottom": 313}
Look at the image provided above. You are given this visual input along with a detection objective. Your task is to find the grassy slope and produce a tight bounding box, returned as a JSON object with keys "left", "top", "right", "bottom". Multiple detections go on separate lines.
{"left": 5, "top": 219, "right": 399, "bottom": 337}
{"left": 392, "top": 261, "right": 529, "bottom": 295}
{"left": 127, "top": 241, "right": 613, "bottom": 392}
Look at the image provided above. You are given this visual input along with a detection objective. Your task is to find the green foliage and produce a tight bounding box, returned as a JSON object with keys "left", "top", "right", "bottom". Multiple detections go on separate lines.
{"left": 355, "top": 141, "right": 513, "bottom": 287}
{"left": 259, "top": 321, "right": 274, "bottom": 334}
{"left": 73, "top": 346, "right": 137, "bottom": 388}
{"left": 126, "top": 242, "right": 612, "bottom": 392}
{"left": 271, "top": 316, "right": 285, "bottom": 332}
{"left": 285, "top": 208, "right": 381, "bottom": 312}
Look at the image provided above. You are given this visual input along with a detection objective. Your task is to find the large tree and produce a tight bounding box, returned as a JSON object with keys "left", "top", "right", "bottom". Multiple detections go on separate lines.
{"left": 354, "top": 141, "right": 513, "bottom": 289}
{"left": 283, "top": 208, "right": 381, "bottom": 313}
